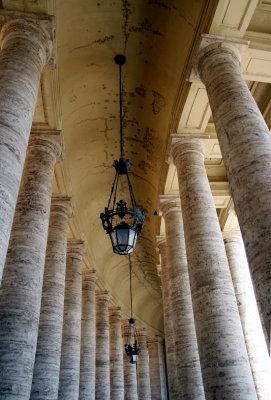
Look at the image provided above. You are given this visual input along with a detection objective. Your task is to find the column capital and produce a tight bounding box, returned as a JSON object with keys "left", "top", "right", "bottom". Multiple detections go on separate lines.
{"left": 137, "top": 327, "right": 148, "bottom": 337}
{"left": 67, "top": 240, "right": 86, "bottom": 258}
{"left": 83, "top": 270, "right": 98, "bottom": 283}
{"left": 82, "top": 270, "right": 98, "bottom": 291}
{"left": 51, "top": 197, "right": 74, "bottom": 219}
{"left": 96, "top": 290, "right": 111, "bottom": 303}
{"left": 109, "top": 306, "right": 122, "bottom": 321}
{"left": 147, "top": 336, "right": 159, "bottom": 345}
{"left": 30, "top": 130, "right": 64, "bottom": 163}
{"left": 166, "top": 133, "right": 208, "bottom": 164}
{"left": 159, "top": 195, "right": 181, "bottom": 217}
{"left": 189, "top": 33, "right": 249, "bottom": 82}
{"left": 156, "top": 236, "right": 166, "bottom": 254}
{"left": 223, "top": 230, "right": 243, "bottom": 244}
{"left": 157, "top": 336, "right": 164, "bottom": 344}
{"left": 0, "top": 10, "right": 56, "bottom": 68}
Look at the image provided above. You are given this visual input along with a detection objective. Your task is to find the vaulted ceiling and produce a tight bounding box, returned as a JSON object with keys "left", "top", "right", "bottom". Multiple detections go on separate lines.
{"left": 3, "top": 0, "right": 271, "bottom": 335}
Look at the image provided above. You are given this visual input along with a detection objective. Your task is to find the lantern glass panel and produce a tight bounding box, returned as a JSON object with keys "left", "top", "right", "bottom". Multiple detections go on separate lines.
{"left": 110, "top": 224, "right": 138, "bottom": 255}
{"left": 130, "top": 354, "right": 138, "bottom": 364}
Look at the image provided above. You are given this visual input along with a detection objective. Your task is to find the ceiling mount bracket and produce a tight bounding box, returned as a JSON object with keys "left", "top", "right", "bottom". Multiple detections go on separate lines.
{"left": 114, "top": 54, "right": 126, "bottom": 65}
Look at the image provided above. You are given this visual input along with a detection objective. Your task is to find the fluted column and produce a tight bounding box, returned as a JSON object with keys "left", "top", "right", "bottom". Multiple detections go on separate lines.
{"left": 194, "top": 34, "right": 271, "bottom": 345}
{"left": 31, "top": 197, "right": 73, "bottom": 399}
{"left": 157, "top": 337, "right": 168, "bottom": 400}
{"left": 224, "top": 231, "right": 271, "bottom": 400}
{"left": 58, "top": 240, "right": 85, "bottom": 400}
{"left": 0, "top": 131, "right": 62, "bottom": 399}
{"left": 156, "top": 237, "right": 177, "bottom": 399}
{"left": 110, "top": 307, "right": 124, "bottom": 400}
{"left": 147, "top": 336, "right": 163, "bottom": 400}
{"left": 170, "top": 135, "right": 256, "bottom": 399}
{"left": 160, "top": 196, "right": 205, "bottom": 399}
{"left": 137, "top": 328, "right": 151, "bottom": 400}
{"left": 0, "top": 11, "right": 55, "bottom": 282}
{"left": 79, "top": 270, "right": 98, "bottom": 400}
{"left": 95, "top": 290, "right": 111, "bottom": 400}
{"left": 122, "top": 319, "right": 138, "bottom": 400}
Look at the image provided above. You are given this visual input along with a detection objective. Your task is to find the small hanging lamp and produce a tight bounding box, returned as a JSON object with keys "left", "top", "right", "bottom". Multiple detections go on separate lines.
{"left": 100, "top": 54, "right": 146, "bottom": 256}
{"left": 125, "top": 254, "right": 141, "bottom": 364}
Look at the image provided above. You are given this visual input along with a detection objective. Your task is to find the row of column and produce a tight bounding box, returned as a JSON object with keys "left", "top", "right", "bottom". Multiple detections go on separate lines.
{"left": 155, "top": 32, "right": 271, "bottom": 399}
{"left": 158, "top": 131, "right": 271, "bottom": 399}
{"left": 0, "top": 129, "right": 166, "bottom": 399}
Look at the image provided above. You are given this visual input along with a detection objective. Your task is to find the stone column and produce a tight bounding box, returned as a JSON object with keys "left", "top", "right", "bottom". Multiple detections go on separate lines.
{"left": 110, "top": 307, "right": 124, "bottom": 400}
{"left": 156, "top": 237, "right": 176, "bottom": 399}
{"left": 31, "top": 197, "right": 73, "bottom": 399}
{"left": 147, "top": 337, "right": 163, "bottom": 400}
{"left": 170, "top": 135, "right": 257, "bottom": 399}
{"left": 160, "top": 196, "right": 205, "bottom": 399}
{"left": 137, "top": 328, "right": 151, "bottom": 400}
{"left": 157, "top": 337, "right": 168, "bottom": 400}
{"left": 79, "top": 270, "right": 98, "bottom": 400}
{"left": 0, "top": 11, "right": 55, "bottom": 282}
{"left": 58, "top": 240, "right": 85, "bottom": 400}
{"left": 224, "top": 231, "right": 271, "bottom": 400}
{"left": 0, "top": 131, "right": 62, "bottom": 399}
{"left": 122, "top": 319, "right": 138, "bottom": 400}
{"left": 95, "top": 290, "right": 111, "bottom": 400}
{"left": 194, "top": 34, "right": 271, "bottom": 345}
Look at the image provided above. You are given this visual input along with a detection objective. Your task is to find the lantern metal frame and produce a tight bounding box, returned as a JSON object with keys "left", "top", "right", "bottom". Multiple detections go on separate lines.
{"left": 100, "top": 54, "right": 145, "bottom": 255}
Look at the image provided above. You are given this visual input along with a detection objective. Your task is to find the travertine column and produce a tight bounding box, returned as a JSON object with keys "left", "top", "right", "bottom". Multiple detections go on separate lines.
{"left": 157, "top": 337, "right": 168, "bottom": 400}
{"left": 0, "top": 131, "right": 62, "bottom": 399}
{"left": 147, "top": 337, "right": 163, "bottom": 400}
{"left": 79, "top": 270, "right": 98, "bottom": 400}
{"left": 122, "top": 319, "right": 138, "bottom": 400}
{"left": 170, "top": 135, "right": 256, "bottom": 399}
{"left": 95, "top": 290, "right": 111, "bottom": 400}
{"left": 31, "top": 197, "right": 73, "bottom": 399}
{"left": 58, "top": 240, "right": 85, "bottom": 400}
{"left": 156, "top": 238, "right": 176, "bottom": 399}
{"left": 195, "top": 34, "right": 271, "bottom": 345}
{"left": 160, "top": 197, "right": 205, "bottom": 399}
{"left": 0, "top": 11, "right": 55, "bottom": 282}
{"left": 137, "top": 328, "right": 151, "bottom": 400}
{"left": 110, "top": 307, "right": 124, "bottom": 400}
{"left": 224, "top": 231, "right": 271, "bottom": 400}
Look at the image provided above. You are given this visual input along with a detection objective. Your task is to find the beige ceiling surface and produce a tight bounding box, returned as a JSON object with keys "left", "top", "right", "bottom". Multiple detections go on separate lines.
{"left": 54, "top": 0, "right": 219, "bottom": 334}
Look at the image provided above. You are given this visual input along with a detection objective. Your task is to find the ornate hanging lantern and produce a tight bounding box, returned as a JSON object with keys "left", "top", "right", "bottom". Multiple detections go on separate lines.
{"left": 125, "top": 255, "right": 141, "bottom": 364}
{"left": 100, "top": 55, "right": 145, "bottom": 255}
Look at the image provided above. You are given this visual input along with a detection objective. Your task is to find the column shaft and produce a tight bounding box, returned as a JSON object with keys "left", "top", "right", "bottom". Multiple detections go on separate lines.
{"left": 110, "top": 307, "right": 124, "bottom": 400}
{"left": 224, "top": 232, "right": 271, "bottom": 399}
{"left": 0, "top": 13, "right": 54, "bottom": 281}
{"left": 95, "top": 290, "right": 111, "bottom": 400}
{"left": 137, "top": 329, "right": 151, "bottom": 400}
{"left": 0, "top": 132, "right": 62, "bottom": 399}
{"left": 31, "top": 197, "right": 73, "bottom": 399}
{"left": 157, "top": 239, "right": 176, "bottom": 399}
{"left": 157, "top": 337, "right": 168, "bottom": 400}
{"left": 171, "top": 136, "right": 256, "bottom": 399}
{"left": 122, "top": 319, "right": 138, "bottom": 400}
{"left": 147, "top": 337, "right": 163, "bottom": 400}
{"left": 160, "top": 198, "right": 205, "bottom": 399}
{"left": 196, "top": 36, "right": 271, "bottom": 344}
{"left": 58, "top": 241, "right": 85, "bottom": 400}
{"left": 79, "top": 271, "right": 98, "bottom": 400}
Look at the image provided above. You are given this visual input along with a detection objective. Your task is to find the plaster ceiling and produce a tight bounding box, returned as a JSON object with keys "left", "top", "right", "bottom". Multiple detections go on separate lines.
{"left": 53, "top": 0, "right": 217, "bottom": 333}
